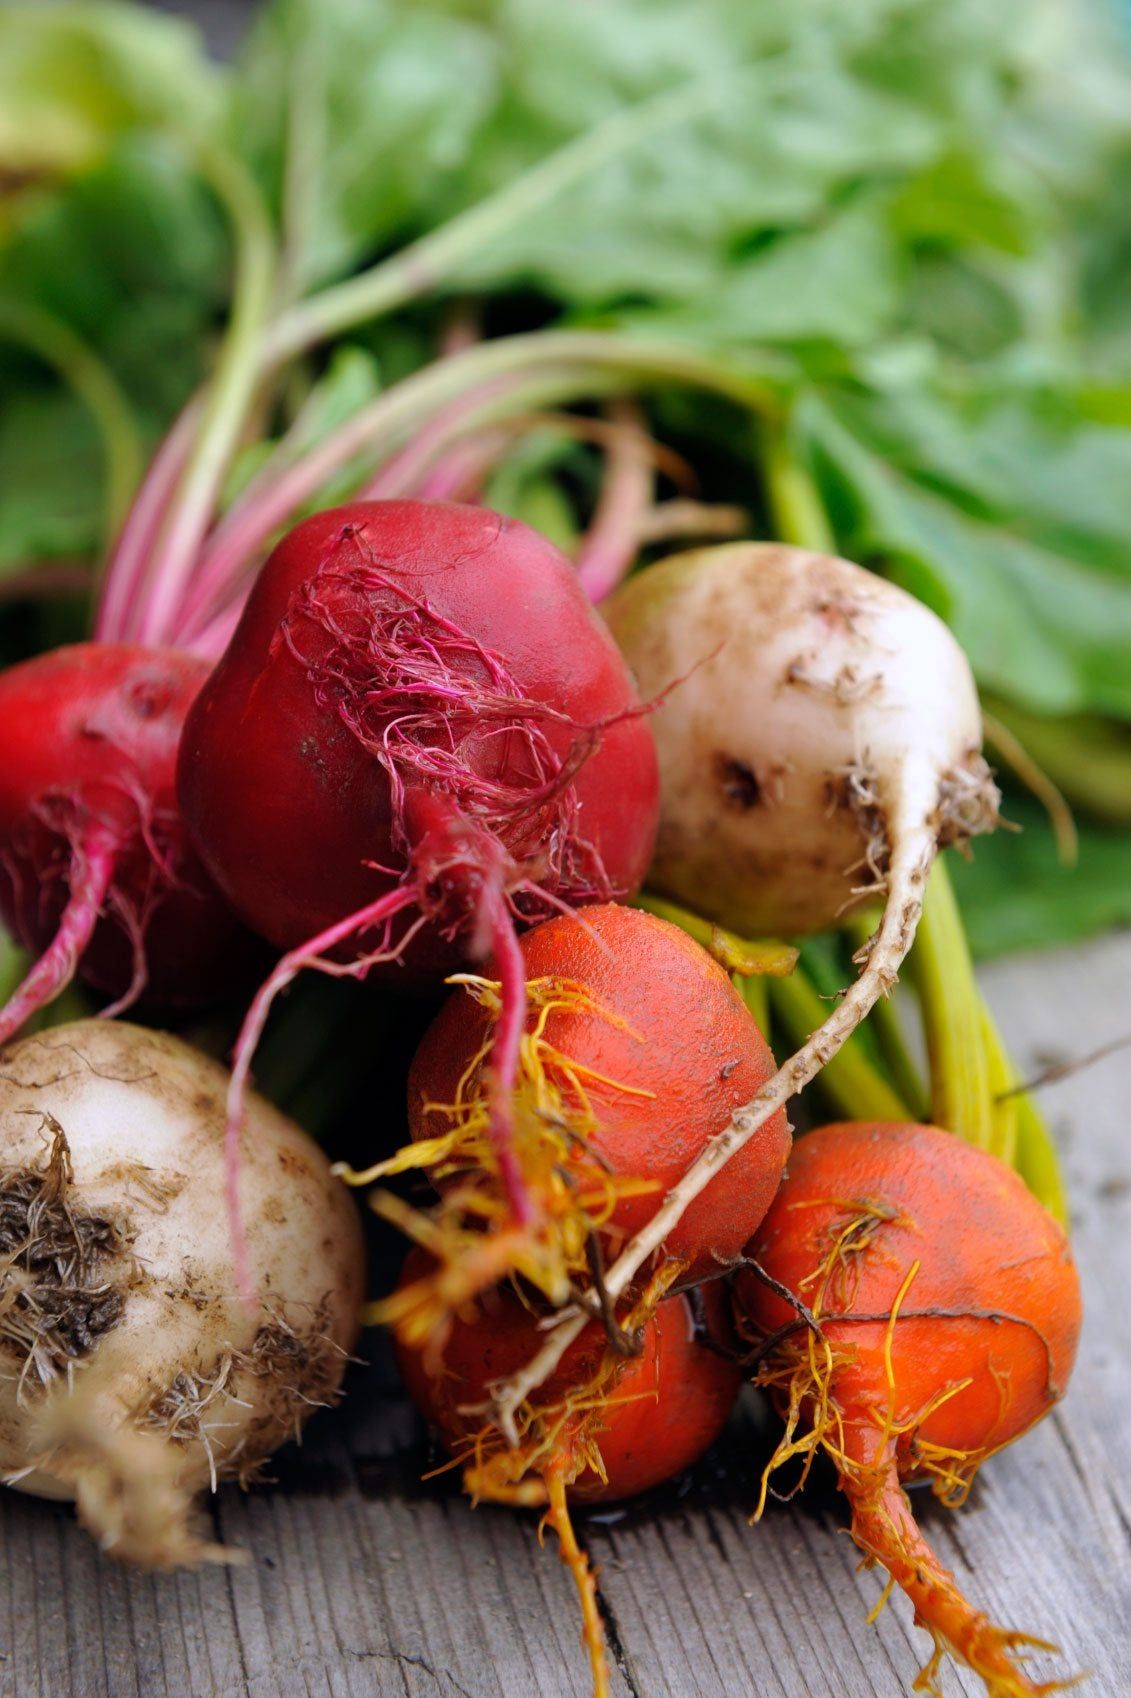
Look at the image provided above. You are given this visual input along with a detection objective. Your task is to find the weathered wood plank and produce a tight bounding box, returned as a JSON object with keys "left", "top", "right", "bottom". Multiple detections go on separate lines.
{"left": 2, "top": 933, "right": 1129, "bottom": 1698}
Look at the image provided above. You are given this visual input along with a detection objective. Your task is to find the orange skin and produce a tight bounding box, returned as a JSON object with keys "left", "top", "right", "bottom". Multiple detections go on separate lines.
{"left": 738, "top": 1121, "right": 1080, "bottom": 1468}
{"left": 409, "top": 903, "right": 791, "bottom": 1282}
{"left": 397, "top": 1257, "right": 740, "bottom": 1698}
{"left": 395, "top": 1259, "right": 741, "bottom": 1503}
{"left": 734, "top": 1122, "right": 1082, "bottom": 1698}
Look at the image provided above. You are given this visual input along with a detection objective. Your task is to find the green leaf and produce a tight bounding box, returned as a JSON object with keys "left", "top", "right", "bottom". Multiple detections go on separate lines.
{"left": 950, "top": 793, "right": 1131, "bottom": 959}
{"left": 801, "top": 378, "right": 1131, "bottom": 717}
{"left": 0, "top": 137, "right": 228, "bottom": 567}
{"left": 0, "top": 136, "right": 229, "bottom": 419}
{"left": 0, "top": 383, "right": 105, "bottom": 572}
{"left": 629, "top": 197, "right": 903, "bottom": 348}
{"left": 439, "top": 2, "right": 943, "bottom": 306}
{"left": 892, "top": 148, "right": 1044, "bottom": 257}
{"left": 229, "top": 0, "right": 499, "bottom": 290}
{"left": 0, "top": 1, "right": 219, "bottom": 219}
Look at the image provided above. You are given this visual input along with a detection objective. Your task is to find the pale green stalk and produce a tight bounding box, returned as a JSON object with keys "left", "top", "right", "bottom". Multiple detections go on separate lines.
{"left": 907, "top": 861, "right": 996, "bottom": 1149}
{"left": 766, "top": 970, "right": 912, "bottom": 1123}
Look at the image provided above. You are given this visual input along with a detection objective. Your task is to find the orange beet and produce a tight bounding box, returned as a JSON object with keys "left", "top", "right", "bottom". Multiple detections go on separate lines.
{"left": 408, "top": 903, "right": 790, "bottom": 1282}
{"left": 396, "top": 1249, "right": 741, "bottom": 1698}
{"left": 396, "top": 1268, "right": 741, "bottom": 1504}
{"left": 734, "top": 1122, "right": 1082, "bottom": 1698}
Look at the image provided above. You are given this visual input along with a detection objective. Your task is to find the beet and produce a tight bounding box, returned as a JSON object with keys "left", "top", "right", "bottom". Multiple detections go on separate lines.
{"left": 0, "top": 643, "right": 255, "bottom": 1043}
{"left": 176, "top": 500, "right": 659, "bottom": 1277}
{"left": 178, "top": 501, "right": 659, "bottom": 961}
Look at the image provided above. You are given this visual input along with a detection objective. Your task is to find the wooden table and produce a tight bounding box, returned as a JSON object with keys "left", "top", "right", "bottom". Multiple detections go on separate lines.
{"left": 3, "top": 932, "right": 1129, "bottom": 1698}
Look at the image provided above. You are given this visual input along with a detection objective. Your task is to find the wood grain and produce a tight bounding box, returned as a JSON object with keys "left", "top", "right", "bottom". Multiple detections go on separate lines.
{"left": 2, "top": 933, "right": 1129, "bottom": 1698}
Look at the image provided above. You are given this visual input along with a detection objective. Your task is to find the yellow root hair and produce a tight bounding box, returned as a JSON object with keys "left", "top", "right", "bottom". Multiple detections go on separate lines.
{"left": 543, "top": 1466, "right": 610, "bottom": 1698}
{"left": 742, "top": 1205, "right": 1073, "bottom": 1698}
{"left": 339, "top": 973, "right": 659, "bottom": 1348}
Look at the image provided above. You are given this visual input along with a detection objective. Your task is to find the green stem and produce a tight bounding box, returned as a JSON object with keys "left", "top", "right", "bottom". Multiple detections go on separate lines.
{"left": 978, "top": 998, "right": 1018, "bottom": 1168}
{"left": 977, "top": 994, "right": 1068, "bottom": 1226}
{"left": 843, "top": 910, "right": 930, "bottom": 1120}
{"left": 1012, "top": 1086, "right": 1070, "bottom": 1231}
{"left": 634, "top": 892, "right": 797, "bottom": 978}
{"left": 275, "top": 27, "right": 324, "bottom": 309}
{"left": 0, "top": 297, "right": 142, "bottom": 549}
{"left": 738, "top": 973, "right": 770, "bottom": 1041}
{"left": 134, "top": 141, "right": 276, "bottom": 646}
{"left": 759, "top": 415, "right": 836, "bottom": 554}
{"left": 265, "top": 73, "right": 745, "bottom": 364}
{"left": 907, "top": 860, "right": 995, "bottom": 1150}
{"left": 766, "top": 970, "right": 912, "bottom": 1123}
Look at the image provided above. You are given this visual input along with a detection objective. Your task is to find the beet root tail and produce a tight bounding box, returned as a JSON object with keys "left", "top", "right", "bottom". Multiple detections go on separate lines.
{"left": 543, "top": 1467, "right": 610, "bottom": 1698}
{"left": 224, "top": 884, "right": 418, "bottom": 1308}
{"left": 482, "top": 890, "right": 537, "bottom": 1229}
{"left": 34, "top": 1378, "right": 237, "bottom": 1570}
{"left": 0, "top": 829, "right": 118, "bottom": 1048}
{"left": 845, "top": 1439, "right": 1072, "bottom": 1698}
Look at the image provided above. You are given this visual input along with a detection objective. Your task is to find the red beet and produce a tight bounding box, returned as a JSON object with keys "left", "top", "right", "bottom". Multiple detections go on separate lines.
{"left": 0, "top": 643, "right": 255, "bottom": 1042}
{"left": 178, "top": 501, "right": 659, "bottom": 957}
{"left": 176, "top": 501, "right": 659, "bottom": 1284}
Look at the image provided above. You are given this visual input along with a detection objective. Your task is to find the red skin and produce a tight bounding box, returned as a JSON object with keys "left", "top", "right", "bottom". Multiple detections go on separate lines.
{"left": 177, "top": 501, "right": 660, "bottom": 972}
{"left": 409, "top": 904, "right": 791, "bottom": 1281}
{"left": 0, "top": 643, "right": 254, "bottom": 1009}
{"left": 396, "top": 1266, "right": 741, "bottom": 1501}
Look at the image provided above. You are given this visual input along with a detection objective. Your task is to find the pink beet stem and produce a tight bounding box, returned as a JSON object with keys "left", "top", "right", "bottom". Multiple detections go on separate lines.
{"left": 484, "top": 889, "right": 536, "bottom": 1229}
{"left": 184, "top": 598, "right": 245, "bottom": 663}
{"left": 176, "top": 373, "right": 532, "bottom": 648}
{"left": 415, "top": 435, "right": 508, "bottom": 502}
{"left": 94, "top": 399, "right": 200, "bottom": 644}
{"left": 575, "top": 403, "right": 654, "bottom": 604}
{"left": 224, "top": 883, "right": 418, "bottom": 1308}
{"left": 0, "top": 829, "right": 118, "bottom": 1046}
{"left": 358, "top": 377, "right": 520, "bottom": 501}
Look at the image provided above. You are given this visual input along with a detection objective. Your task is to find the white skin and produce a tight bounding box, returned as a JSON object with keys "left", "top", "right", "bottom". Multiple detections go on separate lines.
{"left": 605, "top": 541, "right": 992, "bottom": 935}
{"left": 490, "top": 544, "right": 998, "bottom": 1436}
{"left": 0, "top": 1020, "right": 365, "bottom": 1566}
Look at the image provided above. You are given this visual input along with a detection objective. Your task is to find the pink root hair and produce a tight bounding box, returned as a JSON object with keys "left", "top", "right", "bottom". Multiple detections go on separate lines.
{"left": 224, "top": 883, "right": 420, "bottom": 1305}
{"left": 224, "top": 521, "right": 649, "bottom": 1293}
{"left": 482, "top": 886, "right": 536, "bottom": 1229}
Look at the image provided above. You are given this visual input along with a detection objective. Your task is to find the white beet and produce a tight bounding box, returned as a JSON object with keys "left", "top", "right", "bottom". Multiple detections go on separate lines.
{"left": 490, "top": 543, "right": 1000, "bottom": 1434}
{"left": 0, "top": 1019, "right": 365, "bottom": 1566}
{"left": 605, "top": 541, "right": 996, "bottom": 935}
